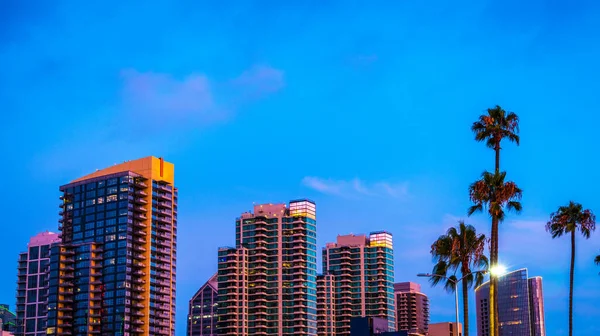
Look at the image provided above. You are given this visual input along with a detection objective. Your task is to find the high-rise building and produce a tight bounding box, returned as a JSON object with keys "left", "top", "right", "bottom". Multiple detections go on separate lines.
{"left": 0, "top": 304, "right": 17, "bottom": 333}
{"left": 15, "top": 231, "right": 61, "bottom": 336}
{"left": 475, "top": 269, "right": 546, "bottom": 336}
{"left": 316, "top": 274, "right": 336, "bottom": 335}
{"left": 428, "top": 322, "right": 462, "bottom": 336}
{"left": 47, "top": 156, "right": 178, "bottom": 336}
{"left": 322, "top": 232, "right": 396, "bottom": 336}
{"left": 187, "top": 273, "right": 218, "bottom": 336}
{"left": 217, "top": 200, "right": 318, "bottom": 336}
{"left": 394, "top": 282, "right": 429, "bottom": 335}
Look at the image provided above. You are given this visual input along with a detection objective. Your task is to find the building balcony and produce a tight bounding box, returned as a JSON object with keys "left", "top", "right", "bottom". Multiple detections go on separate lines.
{"left": 134, "top": 198, "right": 148, "bottom": 205}
{"left": 155, "top": 193, "right": 171, "bottom": 201}
{"left": 156, "top": 216, "right": 172, "bottom": 224}
{"left": 134, "top": 237, "right": 147, "bottom": 244}
{"left": 134, "top": 213, "right": 148, "bottom": 220}
{"left": 133, "top": 253, "right": 146, "bottom": 260}
{"left": 156, "top": 224, "right": 170, "bottom": 232}
{"left": 157, "top": 201, "right": 172, "bottom": 209}
{"left": 132, "top": 286, "right": 146, "bottom": 293}
{"left": 136, "top": 190, "right": 148, "bottom": 197}
{"left": 133, "top": 220, "right": 148, "bottom": 229}
{"left": 134, "top": 245, "right": 147, "bottom": 252}
{"left": 133, "top": 229, "right": 147, "bottom": 236}
{"left": 134, "top": 205, "right": 148, "bottom": 213}
{"left": 135, "top": 180, "right": 148, "bottom": 188}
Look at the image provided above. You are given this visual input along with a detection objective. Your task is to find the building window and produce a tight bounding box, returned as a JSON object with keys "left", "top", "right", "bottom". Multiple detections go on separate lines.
{"left": 29, "top": 246, "right": 40, "bottom": 260}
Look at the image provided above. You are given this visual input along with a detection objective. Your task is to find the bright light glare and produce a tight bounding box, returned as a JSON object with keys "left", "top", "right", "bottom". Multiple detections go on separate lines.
{"left": 489, "top": 264, "right": 507, "bottom": 277}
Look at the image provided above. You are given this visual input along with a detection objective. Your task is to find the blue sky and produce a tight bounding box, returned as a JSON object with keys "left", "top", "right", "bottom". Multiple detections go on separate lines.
{"left": 1, "top": 0, "right": 600, "bottom": 335}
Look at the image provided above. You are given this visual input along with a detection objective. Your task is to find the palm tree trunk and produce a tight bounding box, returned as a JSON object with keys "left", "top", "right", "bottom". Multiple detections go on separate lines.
{"left": 462, "top": 275, "right": 470, "bottom": 336}
{"left": 491, "top": 146, "right": 500, "bottom": 336}
{"left": 569, "top": 230, "right": 575, "bottom": 336}
{"left": 495, "top": 146, "right": 500, "bottom": 173}
{"left": 489, "top": 216, "right": 499, "bottom": 336}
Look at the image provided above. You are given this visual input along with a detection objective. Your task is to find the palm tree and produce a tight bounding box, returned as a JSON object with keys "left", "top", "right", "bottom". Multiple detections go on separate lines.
{"left": 471, "top": 105, "right": 520, "bottom": 173}
{"left": 471, "top": 106, "right": 519, "bottom": 336}
{"left": 468, "top": 171, "right": 522, "bottom": 336}
{"left": 430, "top": 221, "right": 488, "bottom": 336}
{"left": 596, "top": 254, "right": 600, "bottom": 268}
{"left": 546, "top": 201, "right": 596, "bottom": 336}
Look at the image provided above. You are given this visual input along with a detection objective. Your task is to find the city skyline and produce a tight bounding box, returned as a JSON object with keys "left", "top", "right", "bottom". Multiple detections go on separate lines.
{"left": 2, "top": 1, "right": 600, "bottom": 336}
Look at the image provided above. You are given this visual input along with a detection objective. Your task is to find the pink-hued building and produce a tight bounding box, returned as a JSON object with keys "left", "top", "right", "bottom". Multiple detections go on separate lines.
{"left": 217, "top": 200, "right": 318, "bottom": 336}
{"left": 15, "top": 231, "right": 61, "bottom": 336}
{"left": 320, "top": 232, "right": 396, "bottom": 336}
{"left": 429, "top": 322, "right": 462, "bottom": 336}
{"left": 394, "top": 282, "right": 429, "bottom": 335}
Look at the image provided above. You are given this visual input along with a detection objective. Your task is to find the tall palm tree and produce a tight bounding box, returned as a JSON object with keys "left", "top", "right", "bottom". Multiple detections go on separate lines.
{"left": 430, "top": 221, "right": 488, "bottom": 336}
{"left": 471, "top": 106, "right": 519, "bottom": 336}
{"left": 468, "top": 171, "right": 522, "bottom": 336}
{"left": 546, "top": 201, "right": 596, "bottom": 336}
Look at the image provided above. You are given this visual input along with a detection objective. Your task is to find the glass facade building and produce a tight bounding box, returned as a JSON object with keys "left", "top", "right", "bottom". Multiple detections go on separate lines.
{"left": 217, "top": 200, "right": 318, "bottom": 336}
{"left": 475, "top": 269, "right": 546, "bottom": 336}
{"left": 14, "top": 231, "right": 61, "bottom": 336}
{"left": 394, "top": 282, "right": 429, "bottom": 336}
{"left": 187, "top": 273, "right": 218, "bottom": 336}
{"left": 46, "top": 156, "right": 178, "bottom": 336}
{"left": 321, "top": 231, "right": 396, "bottom": 336}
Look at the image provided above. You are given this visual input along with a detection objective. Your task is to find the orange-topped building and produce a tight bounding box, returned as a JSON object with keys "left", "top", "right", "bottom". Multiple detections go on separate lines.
{"left": 47, "top": 156, "right": 177, "bottom": 336}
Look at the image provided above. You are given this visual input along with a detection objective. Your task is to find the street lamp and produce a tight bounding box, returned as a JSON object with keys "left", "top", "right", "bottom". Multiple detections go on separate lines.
{"left": 417, "top": 270, "right": 487, "bottom": 334}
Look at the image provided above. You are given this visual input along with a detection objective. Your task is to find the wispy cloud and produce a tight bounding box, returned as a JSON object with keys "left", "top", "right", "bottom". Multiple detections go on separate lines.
{"left": 302, "top": 176, "right": 408, "bottom": 199}
{"left": 121, "top": 70, "right": 216, "bottom": 119}
{"left": 119, "top": 64, "right": 285, "bottom": 127}
{"left": 231, "top": 64, "right": 285, "bottom": 98}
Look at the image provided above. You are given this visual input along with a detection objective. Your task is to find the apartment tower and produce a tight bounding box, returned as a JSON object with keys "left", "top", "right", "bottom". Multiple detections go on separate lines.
{"left": 475, "top": 269, "right": 546, "bottom": 336}
{"left": 15, "top": 231, "right": 61, "bottom": 336}
{"left": 322, "top": 231, "right": 396, "bottom": 336}
{"left": 217, "top": 200, "right": 318, "bottom": 336}
{"left": 394, "top": 282, "right": 429, "bottom": 335}
{"left": 187, "top": 273, "right": 218, "bottom": 336}
{"left": 46, "top": 156, "right": 177, "bottom": 336}
{"left": 316, "top": 274, "right": 336, "bottom": 335}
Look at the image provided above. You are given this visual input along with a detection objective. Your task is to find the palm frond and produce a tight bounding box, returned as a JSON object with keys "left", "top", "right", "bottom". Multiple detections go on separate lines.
{"left": 547, "top": 201, "right": 596, "bottom": 240}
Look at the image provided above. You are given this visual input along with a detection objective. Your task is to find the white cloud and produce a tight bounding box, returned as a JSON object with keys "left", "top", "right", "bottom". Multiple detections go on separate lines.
{"left": 301, "top": 177, "right": 409, "bottom": 199}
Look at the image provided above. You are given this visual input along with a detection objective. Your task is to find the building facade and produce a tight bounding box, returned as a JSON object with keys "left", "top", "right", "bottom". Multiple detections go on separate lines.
{"left": 428, "top": 322, "right": 462, "bottom": 336}
{"left": 394, "top": 282, "right": 429, "bottom": 335}
{"left": 316, "top": 274, "right": 336, "bottom": 335}
{"left": 322, "top": 232, "right": 396, "bottom": 336}
{"left": 46, "top": 156, "right": 178, "bottom": 336}
{"left": 475, "top": 269, "right": 546, "bottom": 336}
{"left": 217, "top": 200, "right": 318, "bottom": 336}
{"left": 187, "top": 274, "right": 218, "bottom": 336}
{"left": 15, "top": 232, "right": 61, "bottom": 336}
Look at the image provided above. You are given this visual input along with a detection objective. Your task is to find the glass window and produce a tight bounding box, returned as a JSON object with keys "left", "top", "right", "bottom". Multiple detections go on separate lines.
{"left": 27, "top": 289, "right": 37, "bottom": 303}
{"left": 28, "top": 275, "right": 37, "bottom": 288}
{"left": 25, "top": 319, "right": 36, "bottom": 332}
{"left": 29, "top": 246, "right": 40, "bottom": 260}
{"left": 40, "top": 245, "right": 50, "bottom": 258}
{"left": 26, "top": 304, "right": 36, "bottom": 317}
{"left": 28, "top": 261, "right": 38, "bottom": 274}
